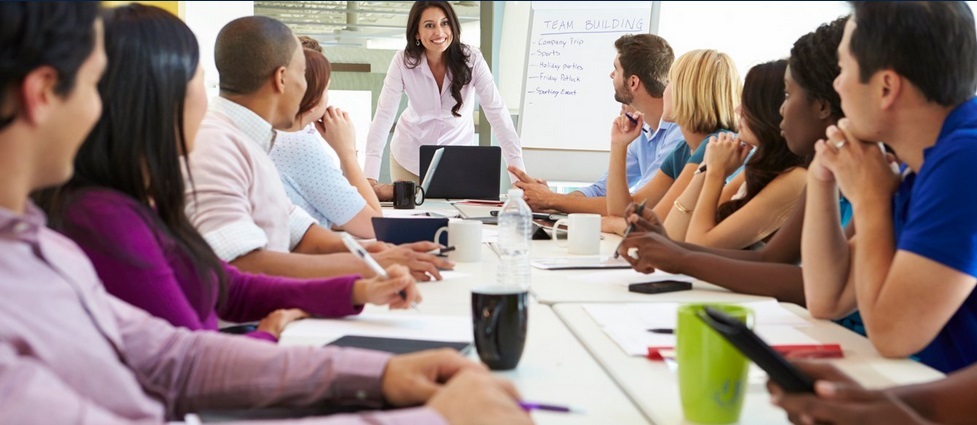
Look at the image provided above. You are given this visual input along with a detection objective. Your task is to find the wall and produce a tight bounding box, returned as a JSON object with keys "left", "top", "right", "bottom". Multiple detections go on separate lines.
{"left": 183, "top": 1, "right": 254, "bottom": 99}
{"left": 324, "top": 47, "right": 404, "bottom": 183}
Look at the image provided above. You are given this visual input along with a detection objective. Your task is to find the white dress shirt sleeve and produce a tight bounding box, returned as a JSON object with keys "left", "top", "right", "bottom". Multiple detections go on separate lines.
{"left": 469, "top": 48, "right": 526, "bottom": 178}
{"left": 365, "top": 51, "right": 407, "bottom": 180}
{"left": 287, "top": 205, "right": 317, "bottom": 250}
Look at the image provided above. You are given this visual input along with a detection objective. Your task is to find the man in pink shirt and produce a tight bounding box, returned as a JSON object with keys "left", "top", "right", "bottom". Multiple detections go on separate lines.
{"left": 185, "top": 17, "right": 452, "bottom": 282}
{"left": 0, "top": 3, "right": 530, "bottom": 424}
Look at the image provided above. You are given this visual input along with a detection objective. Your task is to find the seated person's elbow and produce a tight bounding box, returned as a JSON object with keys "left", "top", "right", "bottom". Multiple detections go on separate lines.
{"left": 805, "top": 302, "right": 847, "bottom": 321}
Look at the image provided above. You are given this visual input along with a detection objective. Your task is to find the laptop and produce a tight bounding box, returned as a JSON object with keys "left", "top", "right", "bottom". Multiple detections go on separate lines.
{"left": 419, "top": 145, "right": 501, "bottom": 200}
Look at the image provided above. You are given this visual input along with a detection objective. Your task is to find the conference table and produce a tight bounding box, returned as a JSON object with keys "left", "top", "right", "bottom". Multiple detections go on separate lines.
{"left": 279, "top": 200, "right": 944, "bottom": 424}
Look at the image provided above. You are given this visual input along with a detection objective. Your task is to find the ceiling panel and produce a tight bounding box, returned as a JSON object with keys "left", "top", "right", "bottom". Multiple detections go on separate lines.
{"left": 255, "top": 1, "right": 481, "bottom": 48}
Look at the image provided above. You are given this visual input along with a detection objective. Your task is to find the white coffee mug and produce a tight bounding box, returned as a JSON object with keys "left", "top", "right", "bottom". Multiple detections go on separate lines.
{"left": 434, "top": 219, "right": 483, "bottom": 262}
{"left": 552, "top": 213, "right": 601, "bottom": 255}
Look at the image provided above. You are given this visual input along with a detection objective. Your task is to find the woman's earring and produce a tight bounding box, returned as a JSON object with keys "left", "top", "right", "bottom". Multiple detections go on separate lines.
{"left": 415, "top": 40, "right": 420, "bottom": 46}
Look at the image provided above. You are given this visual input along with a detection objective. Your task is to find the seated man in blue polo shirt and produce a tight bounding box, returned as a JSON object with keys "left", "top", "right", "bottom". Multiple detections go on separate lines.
{"left": 511, "top": 33, "right": 683, "bottom": 215}
{"left": 802, "top": 0, "right": 977, "bottom": 374}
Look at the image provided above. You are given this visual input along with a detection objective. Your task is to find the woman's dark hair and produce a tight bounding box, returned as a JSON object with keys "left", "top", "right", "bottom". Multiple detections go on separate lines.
{"left": 297, "top": 48, "right": 332, "bottom": 116}
{"left": 0, "top": 2, "right": 99, "bottom": 130}
{"left": 717, "top": 60, "right": 804, "bottom": 223}
{"left": 37, "top": 4, "right": 226, "bottom": 304}
{"left": 404, "top": 1, "right": 471, "bottom": 117}
{"left": 789, "top": 16, "right": 848, "bottom": 122}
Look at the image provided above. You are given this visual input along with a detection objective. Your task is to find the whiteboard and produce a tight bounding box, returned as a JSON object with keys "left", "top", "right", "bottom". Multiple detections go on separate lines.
{"left": 518, "top": 3, "right": 653, "bottom": 151}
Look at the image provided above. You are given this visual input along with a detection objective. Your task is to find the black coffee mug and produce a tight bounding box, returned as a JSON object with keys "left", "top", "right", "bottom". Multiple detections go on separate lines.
{"left": 393, "top": 180, "right": 425, "bottom": 209}
{"left": 471, "top": 288, "right": 528, "bottom": 370}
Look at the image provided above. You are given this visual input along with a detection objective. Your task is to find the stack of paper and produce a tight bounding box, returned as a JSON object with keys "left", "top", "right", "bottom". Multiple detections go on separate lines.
{"left": 281, "top": 314, "right": 472, "bottom": 347}
{"left": 583, "top": 300, "right": 816, "bottom": 356}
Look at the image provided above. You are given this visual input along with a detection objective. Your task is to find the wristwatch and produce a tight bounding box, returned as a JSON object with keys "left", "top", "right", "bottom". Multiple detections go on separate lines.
{"left": 694, "top": 163, "right": 708, "bottom": 175}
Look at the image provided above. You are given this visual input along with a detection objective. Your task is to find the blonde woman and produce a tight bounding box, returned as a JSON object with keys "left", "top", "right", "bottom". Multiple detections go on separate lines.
{"left": 663, "top": 60, "right": 806, "bottom": 249}
{"left": 605, "top": 49, "right": 740, "bottom": 228}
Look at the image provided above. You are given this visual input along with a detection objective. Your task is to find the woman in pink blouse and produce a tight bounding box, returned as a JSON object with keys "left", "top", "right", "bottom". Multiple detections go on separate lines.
{"left": 365, "top": 1, "right": 526, "bottom": 194}
{"left": 36, "top": 4, "right": 419, "bottom": 342}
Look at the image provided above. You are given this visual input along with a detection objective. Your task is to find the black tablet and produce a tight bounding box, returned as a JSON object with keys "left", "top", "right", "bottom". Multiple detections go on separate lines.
{"left": 325, "top": 335, "right": 472, "bottom": 355}
{"left": 700, "top": 307, "right": 815, "bottom": 393}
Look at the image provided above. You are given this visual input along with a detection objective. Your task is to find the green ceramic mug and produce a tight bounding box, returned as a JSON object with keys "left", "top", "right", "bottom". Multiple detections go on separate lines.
{"left": 676, "top": 304, "right": 754, "bottom": 424}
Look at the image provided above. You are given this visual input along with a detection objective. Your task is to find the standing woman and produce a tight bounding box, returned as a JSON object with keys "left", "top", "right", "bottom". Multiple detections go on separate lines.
{"left": 365, "top": 1, "right": 525, "bottom": 191}
{"left": 36, "top": 4, "right": 417, "bottom": 343}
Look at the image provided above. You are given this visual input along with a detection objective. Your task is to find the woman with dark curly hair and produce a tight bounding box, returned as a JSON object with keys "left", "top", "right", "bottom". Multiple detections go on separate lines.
{"left": 364, "top": 1, "right": 525, "bottom": 192}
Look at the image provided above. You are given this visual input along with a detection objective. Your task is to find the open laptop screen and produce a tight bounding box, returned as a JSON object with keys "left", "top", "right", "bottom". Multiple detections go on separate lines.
{"left": 418, "top": 145, "right": 501, "bottom": 200}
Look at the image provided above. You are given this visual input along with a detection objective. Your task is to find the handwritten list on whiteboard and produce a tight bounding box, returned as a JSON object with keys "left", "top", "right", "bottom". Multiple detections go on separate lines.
{"left": 519, "top": 6, "right": 652, "bottom": 151}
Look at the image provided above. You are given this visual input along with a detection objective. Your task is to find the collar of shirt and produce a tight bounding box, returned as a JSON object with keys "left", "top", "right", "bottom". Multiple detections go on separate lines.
{"left": 0, "top": 202, "right": 46, "bottom": 246}
{"left": 211, "top": 96, "right": 277, "bottom": 152}
{"left": 646, "top": 119, "right": 676, "bottom": 140}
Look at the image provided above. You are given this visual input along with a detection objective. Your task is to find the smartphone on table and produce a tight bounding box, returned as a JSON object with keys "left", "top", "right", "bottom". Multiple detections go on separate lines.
{"left": 628, "top": 280, "right": 692, "bottom": 294}
{"left": 700, "top": 306, "right": 815, "bottom": 393}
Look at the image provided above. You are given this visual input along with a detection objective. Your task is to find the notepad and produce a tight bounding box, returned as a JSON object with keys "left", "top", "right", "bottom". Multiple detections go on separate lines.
{"left": 325, "top": 335, "right": 472, "bottom": 355}
{"left": 531, "top": 256, "right": 632, "bottom": 270}
{"left": 584, "top": 300, "right": 816, "bottom": 356}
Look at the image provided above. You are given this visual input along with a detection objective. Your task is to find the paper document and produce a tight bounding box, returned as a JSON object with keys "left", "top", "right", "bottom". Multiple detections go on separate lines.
{"left": 568, "top": 269, "right": 696, "bottom": 287}
{"left": 453, "top": 203, "right": 497, "bottom": 219}
{"left": 281, "top": 314, "right": 472, "bottom": 346}
{"left": 531, "top": 256, "right": 632, "bottom": 270}
{"left": 584, "top": 300, "right": 814, "bottom": 356}
{"left": 382, "top": 209, "right": 458, "bottom": 218}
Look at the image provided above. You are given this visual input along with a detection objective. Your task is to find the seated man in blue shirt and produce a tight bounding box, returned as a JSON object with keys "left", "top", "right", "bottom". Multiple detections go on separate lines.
{"left": 510, "top": 33, "right": 684, "bottom": 215}
{"left": 802, "top": 0, "right": 977, "bottom": 373}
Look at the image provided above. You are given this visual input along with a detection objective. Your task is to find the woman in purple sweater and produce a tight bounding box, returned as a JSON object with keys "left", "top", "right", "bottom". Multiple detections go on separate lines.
{"left": 36, "top": 5, "right": 418, "bottom": 342}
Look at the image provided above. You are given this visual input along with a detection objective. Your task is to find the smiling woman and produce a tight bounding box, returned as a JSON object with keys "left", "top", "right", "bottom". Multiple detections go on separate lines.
{"left": 364, "top": 1, "right": 526, "bottom": 192}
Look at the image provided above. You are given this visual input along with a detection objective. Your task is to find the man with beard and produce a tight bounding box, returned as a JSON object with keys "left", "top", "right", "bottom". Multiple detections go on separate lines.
{"left": 510, "top": 34, "right": 683, "bottom": 215}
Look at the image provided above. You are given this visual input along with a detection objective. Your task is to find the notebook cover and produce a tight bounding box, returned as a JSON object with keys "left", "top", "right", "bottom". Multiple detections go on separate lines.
{"left": 325, "top": 335, "right": 472, "bottom": 355}
{"left": 372, "top": 216, "right": 449, "bottom": 245}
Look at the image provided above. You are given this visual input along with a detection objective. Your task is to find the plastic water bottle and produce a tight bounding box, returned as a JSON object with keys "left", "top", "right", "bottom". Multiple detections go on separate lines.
{"left": 497, "top": 188, "right": 532, "bottom": 289}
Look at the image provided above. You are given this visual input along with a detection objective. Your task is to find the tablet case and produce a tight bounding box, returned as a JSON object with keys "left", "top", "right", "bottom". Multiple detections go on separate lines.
{"left": 325, "top": 335, "right": 472, "bottom": 355}
{"left": 419, "top": 145, "right": 501, "bottom": 200}
{"left": 372, "top": 217, "right": 448, "bottom": 245}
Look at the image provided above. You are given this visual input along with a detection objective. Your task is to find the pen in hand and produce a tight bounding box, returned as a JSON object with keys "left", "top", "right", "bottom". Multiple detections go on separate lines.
{"left": 613, "top": 199, "right": 647, "bottom": 259}
{"left": 624, "top": 112, "right": 639, "bottom": 125}
{"left": 339, "top": 234, "right": 419, "bottom": 311}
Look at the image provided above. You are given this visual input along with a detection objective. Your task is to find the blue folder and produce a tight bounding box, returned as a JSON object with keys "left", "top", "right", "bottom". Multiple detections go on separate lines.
{"left": 372, "top": 216, "right": 449, "bottom": 245}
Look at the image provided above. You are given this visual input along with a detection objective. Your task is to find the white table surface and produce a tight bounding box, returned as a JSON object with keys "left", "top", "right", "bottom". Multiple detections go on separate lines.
{"left": 317, "top": 200, "right": 946, "bottom": 425}
{"left": 553, "top": 303, "right": 945, "bottom": 425}
{"left": 420, "top": 200, "right": 772, "bottom": 305}
{"left": 280, "top": 303, "right": 650, "bottom": 425}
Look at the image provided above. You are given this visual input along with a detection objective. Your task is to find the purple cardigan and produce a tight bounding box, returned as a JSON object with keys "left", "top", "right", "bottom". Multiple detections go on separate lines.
{"left": 58, "top": 188, "right": 363, "bottom": 342}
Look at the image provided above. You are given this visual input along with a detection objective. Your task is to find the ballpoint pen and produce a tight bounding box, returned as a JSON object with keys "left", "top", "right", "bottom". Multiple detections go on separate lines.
{"left": 518, "top": 401, "right": 586, "bottom": 414}
{"left": 613, "top": 199, "right": 647, "bottom": 259}
{"left": 624, "top": 112, "right": 639, "bottom": 125}
{"left": 426, "top": 246, "right": 456, "bottom": 256}
{"left": 340, "top": 233, "right": 419, "bottom": 310}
